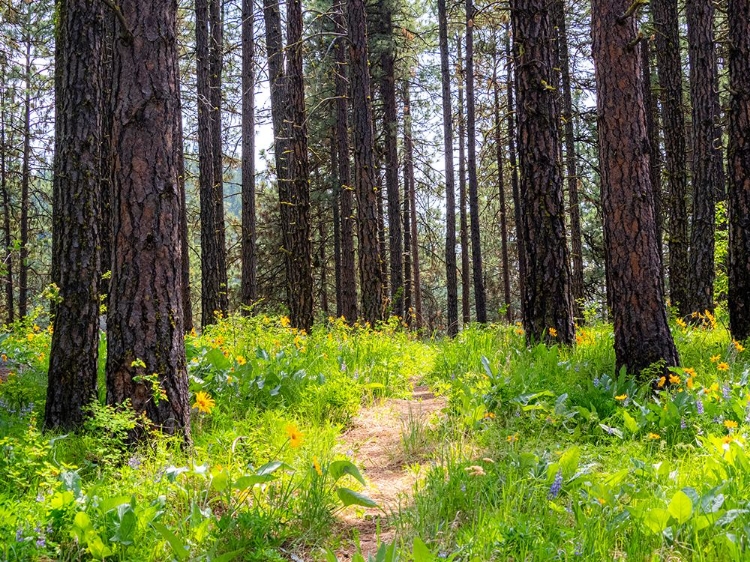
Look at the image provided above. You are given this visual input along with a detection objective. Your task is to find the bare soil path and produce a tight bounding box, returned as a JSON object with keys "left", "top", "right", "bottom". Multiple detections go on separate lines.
{"left": 332, "top": 384, "right": 446, "bottom": 560}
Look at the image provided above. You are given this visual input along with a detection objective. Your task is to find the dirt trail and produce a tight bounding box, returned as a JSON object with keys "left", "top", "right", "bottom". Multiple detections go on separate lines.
{"left": 332, "top": 384, "right": 446, "bottom": 560}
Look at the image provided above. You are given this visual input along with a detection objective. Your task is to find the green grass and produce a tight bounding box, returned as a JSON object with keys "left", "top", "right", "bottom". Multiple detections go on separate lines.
{"left": 0, "top": 310, "right": 749, "bottom": 561}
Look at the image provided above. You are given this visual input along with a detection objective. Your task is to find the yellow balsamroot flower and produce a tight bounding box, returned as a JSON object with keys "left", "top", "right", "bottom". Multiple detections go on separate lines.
{"left": 657, "top": 376, "right": 666, "bottom": 388}
{"left": 724, "top": 420, "right": 738, "bottom": 430}
{"left": 285, "top": 423, "right": 304, "bottom": 448}
{"left": 280, "top": 316, "right": 291, "bottom": 328}
{"left": 718, "top": 362, "right": 730, "bottom": 371}
{"left": 313, "top": 456, "right": 323, "bottom": 476}
{"left": 236, "top": 355, "right": 246, "bottom": 365}
{"left": 647, "top": 433, "right": 661, "bottom": 440}
{"left": 687, "top": 377, "right": 694, "bottom": 389}
{"left": 615, "top": 394, "right": 628, "bottom": 401}
{"left": 733, "top": 340, "right": 745, "bottom": 353}
{"left": 710, "top": 354, "right": 721, "bottom": 363}
{"left": 676, "top": 318, "right": 687, "bottom": 329}
{"left": 548, "top": 327, "right": 558, "bottom": 338}
{"left": 683, "top": 367, "right": 696, "bottom": 377}
{"left": 193, "top": 391, "right": 216, "bottom": 414}
{"left": 507, "top": 434, "right": 518, "bottom": 444}
{"left": 669, "top": 374, "right": 681, "bottom": 385}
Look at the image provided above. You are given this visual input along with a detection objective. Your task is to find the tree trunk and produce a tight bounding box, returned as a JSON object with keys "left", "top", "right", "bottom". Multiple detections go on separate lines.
{"left": 19, "top": 39, "right": 31, "bottom": 320}
{"left": 493, "top": 51, "right": 511, "bottom": 323}
{"left": 403, "top": 88, "right": 413, "bottom": 322}
{"left": 554, "top": 0, "right": 584, "bottom": 322}
{"left": 241, "top": 0, "right": 257, "bottom": 309}
{"left": 378, "top": 0, "right": 403, "bottom": 317}
{"left": 404, "top": 80, "right": 422, "bottom": 328}
{"left": 728, "top": 0, "right": 750, "bottom": 341}
{"left": 263, "top": 0, "right": 287, "bottom": 184}
{"left": 641, "top": 36, "right": 665, "bottom": 289}
{"left": 197, "top": 0, "right": 227, "bottom": 326}
{"left": 439, "top": 0, "right": 458, "bottom": 336}
{"left": 176, "top": 63, "right": 192, "bottom": 332}
{"left": 284, "top": 0, "right": 314, "bottom": 331}
{"left": 591, "top": 0, "right": 680, "bottom": 375}
{"left": 107, "top": 0, "right": 191, "bottom": 439}
{"left": 318, "top": 214, "right": 329, "bottom": 315}
{"left": 457, "top": 36, "right": 471, "bottom": 325}
{"left": 334, "top": 0, "right": 357, "bottom": 322}
{"left": 100, "top": 12, "right": 114, "bottom": 302}
{"left": 507, "top": 27, "right": 525, "bottom": 312}
{"left": 652, "top": 0, "right": 689, "bottom": 315}
{"left": 0, "top": 73, "right": 12, "bottom": 324}
{"left": 511, "top": 0, "right": 574, "bottom": 345}
{"left": 686, "top": 0, "right": 723, "bottom": 315}
{"left": 348, "top": 0, "right": 383, "bottom": 324}
{"left": 45, "top": 0, "right": 103, "bottom": 430}
{"left": 465, "top": 0, "right": 487, "bottom": 322}
{"left": 331, "top": 128, "right": 342, "bottom": 316}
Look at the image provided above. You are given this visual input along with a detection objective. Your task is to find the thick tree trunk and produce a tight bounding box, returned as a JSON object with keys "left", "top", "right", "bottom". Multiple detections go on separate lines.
{"left": 592, "top": 0, "right": 679, "bottom": 375}
{"left": 263, "top": 0, "right": 287, "bottom": 184}
{"left": 197, "top": 0, "right": 227, "bottom": 326}
{"left": 439, "top": 0, "right": 458, "bottom": 336}
{"left": 652, "top": 0, "right": 689, "bottom": 315}
{"left": 687, "top": 0, "right": 723, "bottom": 315}
{"left": 728, "top": 0, "right": 750, "bottom": 341}
{"left": 45, "top": 0, "right": 103, "bottom": 430}
{"left": 19, "top": 40, "right": 31, "bottom": 320}
{"left": 555, "top": 1, "right": 584, "bottom": 321}
{"left": 507, "top": 27, "right": 525, "bottom": 311}
{"left": 284, "top": 0, "right": 313, "bottom": 330}
{"left": 107, "top": 0, "right": 191, "bottom": 439}
{"left": 378, "top": 0, "right": 403, "bottom": 317}
{"left": 457, "top": 36, "right": 471, "bottom": 325}
{"left": 334, "top": 0, "right": 357, "bottom": 322}
{"left": 493, "top": 53, "right": 511, "bottom": 323}
{"left": 511, "top": 0, "right": 574, "bottom": 344}
{"left": 100, "top": 12, "right": 114, "bottom": 300}
{"left": 241, "top": 0, "right": 257, "bottom": 309}
{"left": 465, "top": 0, "right": 487, "bottom": 322}
{"left": 348, "top": 0, "right": 383, "bottom": 324}
{"left": 318, "top": 215, "right": 329, "bottom": 315}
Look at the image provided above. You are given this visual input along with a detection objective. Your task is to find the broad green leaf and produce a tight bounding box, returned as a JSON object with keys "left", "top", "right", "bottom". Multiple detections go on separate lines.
{"left": 153, "top": 522, "right": 190, "bottom": 561}
{"left": 99, "top": 495, "right": 131, "bottom": 513}
{"left": 73, "top": 511, "right": 92, "bottom": 530}
{"left": 86, "top": 530, "right": 113, "bottom": 560}
{"left": 232, "top": 474, "right": 274, "bottom": 490}
{"left": 559, "top": 446, "right": 580, "bottom": 478}
{"left": 336, "top": 487, "right": 378, "bottom": 508}
{"left": 210, "top": 469, "right": 230, "bottom": 492}
{"left": 622, "top": 410, "right": 639, "bottom": 433}
{"left": 668, "top": 490, "right": 693, "bottom": 524}
{"left": 111, "top": 505, "right": 137, "bottom": 545}
{"left": 257, "top": 461, "right": 292, "bottom": 476}
{"left": 330, "top": 460, "right": 367, "bottom": 486}
{"left": 412, "top": 537, "right": 434, "bottom": 562}
{"left": 643, "top": 508, "right": 671, "bottom": 534}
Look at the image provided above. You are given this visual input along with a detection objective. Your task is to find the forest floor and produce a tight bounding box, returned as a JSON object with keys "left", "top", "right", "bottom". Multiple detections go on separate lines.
{"left": 333, "top": 382, "right": 445, "bottom": 560}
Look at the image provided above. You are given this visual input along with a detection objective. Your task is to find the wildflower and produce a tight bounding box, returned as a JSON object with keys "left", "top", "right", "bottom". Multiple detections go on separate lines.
{"left": 193, "top": 391, "right": 216, "bottom": 414}
{"left": 36, "top": 536, "right": 46, "bottom": 548}
{"left": 285, "top": 423, "right": 303, "bottom": 448}
{"left": 507, "top": 434, "right": 518, "bottom": 444}
{"left": 696, "top": 399, "right": 704, "bottom": 414}
{"left": 669, "top": 374, "right": 681, "bottom": 384}
{"left": 549, "top": 469, "right": 563, "bottom": 499}
{"left": 128, "top": 456, "right": 142, "bottom": 470}
{"left": 15, "top": 529, "right": 23, "bottom": 542}
{"left": 718, "top": 362, "right": 730, "bottom": 371}
{"left": 723, "top": 435, "right": 733, "bottom": 446}
{"left": 280, "top": 316, "right": 291, "bottom": 328}
{"left": 711, "top": 354, "right": 721, "bottom": 363}
{"left": 647, "top": 432, "right": 661, "bottom": 440}
{"left": 680, "top": 418, "right": 687, "bottom": 430}
{"left": 687, "top": 377, "right": 694, "bottom": 389}
{"left": 597, "top": 497, "right": 607, "bottom": 505}
{"left": 312, "top": 456, "right": 322, "bottom": 476}
{"left": 725, "top": 420, "right": 738, "bottom": 430}
{"left": 484, "top": 412, "right": 496, "bottom": 419}
{"left": 1, "top": 354, "right": 7, "bottom": 362}
{"left": 683, "top": 367, "right": 696, "bottom": 377}
{"left": 236, "top": 355, "right": 246, "bottom": 365}
{"left": 657, "top": 376, "right": 666, "bottom": 388}
{"left": 465, "top": 465, "right": 486, "bottom": 476}
{"left": 190, "top": 327, "right": 197, "bottom": 337}
{"left": 615, "top": 394, "right": 628, "bottom": 401}
{"left": 724, "top": 386, "right": 731, "bottom": 400}
{"left": 593, "top": 376, "right": 601, "bottom": 388}
{"left": 676, "top": 318, "right": 687, "bottom": 329}
{"left": 515, "top": 328, "right": 524, "bottom": 336}
{"left": 33, "top": 324, "right": 40, "bottom": 332}
{"left": 26, "top": 333, "right": 33, "bottom": 341}
{"left": 734, "top": 340, "right": 746, "bottom": 353}
{"left": 548, "top": 327, "right": 558, "bottom": 338}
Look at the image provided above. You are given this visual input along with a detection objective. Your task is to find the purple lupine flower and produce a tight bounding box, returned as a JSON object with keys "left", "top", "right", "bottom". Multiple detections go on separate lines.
{"left": 574, "top": 542, "right": 583, "bottom": 556}
{"left": 35, "top": 536, "right": 45, "bottom": 548}
{"left": 16, "top": 529, "right": 23, "bottom": 542}
{"left": 696, "top": 399, "right": 704, "bottom": 415}
{"left": 128, "top": 456, "right": 142, "bottom": 470}
{"left": 549, "top": 469, "right": 563, "bottom": 499}
{"left": 593, "top": 377, "right": 600, "bottom": 388}
{"left": 723, "top": 386, "right": 731, "bottom": 400}
{"left": 680, "top": 418, "right": 687, "bottom": 430}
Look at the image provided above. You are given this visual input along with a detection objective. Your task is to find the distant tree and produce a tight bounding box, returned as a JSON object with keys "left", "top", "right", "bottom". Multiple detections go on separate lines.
{"left": 686, "top": 0, "right": 724, "bottom": 315}
{"left": 403, "top": 79, "right": 422, "bottom": 328}
{"left": 511, "top": 0, "right": 574, "bottom": 344}
{"left": 348, "top": 0, "right": 384, "bottom": 324}
{"left": 652, "top": 0, "right": 689, "bottom": 315}
{"left": 591, "top": 0, "right": 679, "bottom": 375}
{"left": 439, "top": 0, "right": 458, "bottom": 335}
{"left": 457, "top": 36, "right": 471, "bottom": 324}
{"left": 728, "top": 0, "right": 750, "bottom": 341}
{"left": 0, "top": 65, "right": 12, "bottom": 324}
{"left": 45, "top": 0, "right": 103, "bottom": 430}
{"left": 107, "top": 0, "right": 191, "bottom": 439}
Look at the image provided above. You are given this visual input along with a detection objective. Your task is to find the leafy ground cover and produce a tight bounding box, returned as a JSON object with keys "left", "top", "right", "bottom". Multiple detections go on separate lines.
{"left": 0, "top": 308, "right": 749, "bottom": 561}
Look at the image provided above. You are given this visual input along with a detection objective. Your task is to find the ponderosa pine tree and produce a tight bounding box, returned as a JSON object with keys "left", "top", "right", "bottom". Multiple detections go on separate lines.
{"left": 348, "top": 0, "right": 383, "bottom": 324}
{"left": 686, "top": 0, "right": 724, "bottom": 315}
{"left": 439, "top": 0, "right": 458, "bottom": 335}
{"left": 241, "top": 0, "right": 257, "bottom": 309}
{"left": 45, "top": 0, "right": 103, "bottom": 430}
{"left": 728, "top": 0, "right": 750, "bottom": 342}
{"left": 591, "top": 0, "right": 679, "bottom": 375}
{"left": 493, "top": 46, "right": 511, "bottom": 323}
{"left": 457, "top": 36, "right": 471, "bottom": 325}
{"left": 106, "top": 0, "right": 190, "bottom": 439}
{"left": 511, "top": 0, "right": 574, "bottom": 344}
